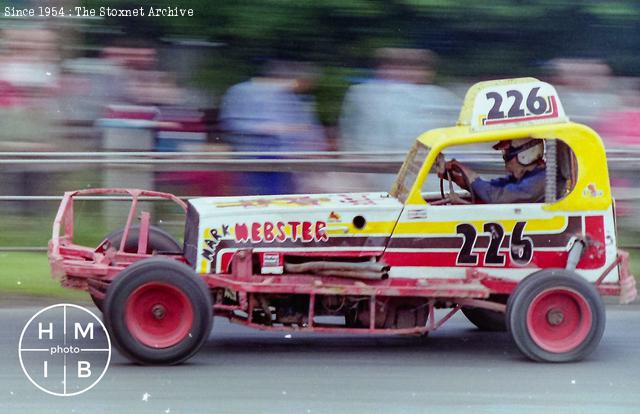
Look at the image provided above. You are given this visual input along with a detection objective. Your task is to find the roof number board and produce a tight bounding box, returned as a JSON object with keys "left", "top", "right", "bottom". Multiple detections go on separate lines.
{"left": 464, "top": 79, "right": 568, "bottom": 131}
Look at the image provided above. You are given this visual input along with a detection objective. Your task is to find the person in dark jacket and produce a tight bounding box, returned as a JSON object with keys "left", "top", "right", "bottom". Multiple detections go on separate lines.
{"left": 441, "top": 138, "right": 546, "bottom": 204}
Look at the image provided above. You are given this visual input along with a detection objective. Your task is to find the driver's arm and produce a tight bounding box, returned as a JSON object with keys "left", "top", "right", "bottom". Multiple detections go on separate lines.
{"left": 439, "top": 160, "right": 479, "bottom": 190}
{"left": 470, "top": 171, "right": 545, "bottom": 203}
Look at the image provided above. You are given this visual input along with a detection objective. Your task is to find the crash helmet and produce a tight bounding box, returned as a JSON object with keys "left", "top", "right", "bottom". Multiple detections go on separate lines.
{"left": 493, "top": 138, "right": 544, "bottom": 166}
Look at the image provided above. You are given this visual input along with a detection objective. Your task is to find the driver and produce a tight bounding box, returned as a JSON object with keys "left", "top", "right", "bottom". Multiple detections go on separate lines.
{"left": 440, "top": 138, "right": 546, "bottom": 204}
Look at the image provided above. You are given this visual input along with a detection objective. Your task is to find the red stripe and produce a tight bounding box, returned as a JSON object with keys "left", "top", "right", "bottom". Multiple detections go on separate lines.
{"left": 581, "top": 215, "right": 606, "bottom": 269}
{"left": 383, "top": 251, "right": 566, "bottom": 268}
{"left": 383, "top": 214, "right": 607, "bottom": 270}
{"left": 382, "top": 248, "right": 604, "bottom": 269}
{"left": 214, "top": 215, "right": 608, "bottom": 273}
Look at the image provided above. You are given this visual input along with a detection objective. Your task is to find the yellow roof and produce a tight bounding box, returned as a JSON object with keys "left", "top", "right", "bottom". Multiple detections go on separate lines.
{"left": 407, "top": 121, "right": 611, "bottom": 211}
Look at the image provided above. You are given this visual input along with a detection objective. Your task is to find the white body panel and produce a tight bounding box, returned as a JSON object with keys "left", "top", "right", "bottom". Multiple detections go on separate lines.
{"left": 189, "top": 193, "right": 403, "bottom": 274}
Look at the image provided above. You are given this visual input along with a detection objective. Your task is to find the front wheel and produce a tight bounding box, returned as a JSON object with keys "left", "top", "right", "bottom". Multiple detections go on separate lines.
{"left": 506, "top": 269, "right": 605, "bottom": 362}
{"left": 104, "top": 258, "right": 212, "bottom": 365}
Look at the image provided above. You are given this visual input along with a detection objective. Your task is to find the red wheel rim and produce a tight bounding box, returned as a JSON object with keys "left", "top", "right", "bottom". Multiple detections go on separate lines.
{"left": 526, "top": 287, "right": 592, "bottom": 353}
{"left": 125, "top": 282, "right": 194, "bottom": 348}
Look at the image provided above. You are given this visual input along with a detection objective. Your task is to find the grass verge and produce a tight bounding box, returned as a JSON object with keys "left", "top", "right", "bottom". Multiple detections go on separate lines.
{"left": 0, "top": 252, "right": 86, "bottom": 300}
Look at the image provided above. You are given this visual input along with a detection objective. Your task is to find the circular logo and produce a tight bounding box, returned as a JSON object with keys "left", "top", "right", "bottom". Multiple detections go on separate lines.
{"left": 18, "top": 304, "right": 111, "bottom": 397}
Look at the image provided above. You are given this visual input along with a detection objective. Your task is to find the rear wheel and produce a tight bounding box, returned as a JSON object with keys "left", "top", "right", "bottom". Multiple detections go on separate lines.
{"left": 91, "top": 226, "right": 182, "bottom": 312}
{"left": 104, "top": 258, "right": 212, "bottom": 365}
{"left": 91, "top": 294, "right": 105, "bottom": 312}
{"left": 105, "top": 225, "right": 181, "bottom": 254}
{"left": 507, "top": 269, "right": 605, "bottom": 362}
{"left": 462, "top": 295, "right": 508, "bottom": 331}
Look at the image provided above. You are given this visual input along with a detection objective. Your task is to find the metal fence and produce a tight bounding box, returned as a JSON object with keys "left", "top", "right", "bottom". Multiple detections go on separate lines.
{"left": 3, "top": 148, "right": 640, "bottom": 172}
{"left": 2, "top": 150, "right": 640, "bottom": 251}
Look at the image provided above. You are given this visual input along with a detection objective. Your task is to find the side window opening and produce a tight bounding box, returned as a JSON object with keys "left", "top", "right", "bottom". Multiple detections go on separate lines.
{"left": 554, "top": 140, "right": 578, "bottom": 201}
{"left": 391, "top": 141, "right": 431, "bottom": 203}
{"left": 422, "top": 139, "right": 577, "bottom": 205}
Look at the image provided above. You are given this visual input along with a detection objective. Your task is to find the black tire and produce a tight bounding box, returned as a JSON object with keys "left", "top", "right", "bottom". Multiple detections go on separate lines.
{"left": 88, "top": 278, "right": 109, "bottom": 313}
{"left": 105, "top": 225, "right": 181, "bottom": 254}
{"left": 462, "top": 295, "right": 508, "bottom": 331}
{"left": 104, "top": 258, "right": 212, "bottom": 365}
{"left": 91, "top": 294, "right": 104, "bottom": 312}
{"left": 506, "top": 269, "right": 605, "bottom": 362}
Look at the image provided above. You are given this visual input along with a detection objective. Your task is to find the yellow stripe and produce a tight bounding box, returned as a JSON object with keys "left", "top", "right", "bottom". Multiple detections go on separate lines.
{"left": 201, "top": 222, "right": 397, "bottom": 238}
{"left": 394, "top": 215, "right": 567, "bottom": 235}
{"left": 203, "top": 216, "right": 566, "bottom": 238}
{"left": 326, "top": 221, "right": 396, "bottom": 235}
{"left": 203, "top": 215, "right": 566, "bottom": 239}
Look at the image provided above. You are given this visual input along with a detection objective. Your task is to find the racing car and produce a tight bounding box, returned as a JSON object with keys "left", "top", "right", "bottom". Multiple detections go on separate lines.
{"left": 49, "top": 78, "right": 637, "bottom": 365}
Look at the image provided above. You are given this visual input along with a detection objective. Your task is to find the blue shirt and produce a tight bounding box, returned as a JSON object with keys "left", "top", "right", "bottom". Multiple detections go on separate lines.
{"left": 470, "top": 167, "right": 546, "bottom": 204}
{"left": 219, "top": 80, "right": 326, "bottom": 153}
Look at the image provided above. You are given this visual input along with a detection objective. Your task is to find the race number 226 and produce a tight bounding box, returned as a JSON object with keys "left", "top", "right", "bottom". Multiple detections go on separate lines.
{"left": 456, "top": 221, "right": 533, "bottom": 266}
{"left": 485, "top": 87, "right": 549, "bottom": 121}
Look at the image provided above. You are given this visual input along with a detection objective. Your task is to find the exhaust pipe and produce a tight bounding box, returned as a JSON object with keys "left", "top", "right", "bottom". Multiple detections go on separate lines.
{"left": 315, "top": 269, "right": 389, "bottom": 280}
{"left": 284, "top": 261, "right": 389, "bottom": 280}
{"left": 566, "top": 238, "right": 585, "bottom": 271}
{"left": 285, "top": 261, "right": 389, "bottom": 273}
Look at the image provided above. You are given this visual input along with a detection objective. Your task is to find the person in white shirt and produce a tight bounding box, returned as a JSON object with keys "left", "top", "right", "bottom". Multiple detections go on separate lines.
{"left": 339, "top": 48, "right": 460, "bottom": 191}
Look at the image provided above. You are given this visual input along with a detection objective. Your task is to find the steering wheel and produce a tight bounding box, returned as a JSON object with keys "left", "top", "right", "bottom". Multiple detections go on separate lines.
{"left": 433, "top": 155, "right": 476, "bottom": 205}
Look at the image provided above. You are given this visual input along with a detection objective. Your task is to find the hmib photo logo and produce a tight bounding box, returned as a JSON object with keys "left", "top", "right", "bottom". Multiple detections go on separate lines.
{"left": 18, "top": 304, "right": 111, "bottom": 397}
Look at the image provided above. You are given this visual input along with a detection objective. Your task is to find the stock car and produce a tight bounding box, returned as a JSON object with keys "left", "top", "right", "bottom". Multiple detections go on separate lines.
{"left": 49, "top": 78, "right": 637, "bottom": 365}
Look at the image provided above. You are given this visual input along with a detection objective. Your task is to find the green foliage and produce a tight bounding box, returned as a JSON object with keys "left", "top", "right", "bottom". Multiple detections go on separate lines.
{"left": 314, "top": 66, "right": 358, "bottom": 126}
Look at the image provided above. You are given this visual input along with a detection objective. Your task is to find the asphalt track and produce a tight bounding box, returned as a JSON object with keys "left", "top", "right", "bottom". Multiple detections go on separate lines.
{"left": 1, "top": 301, "right": 639, "bottom": 414}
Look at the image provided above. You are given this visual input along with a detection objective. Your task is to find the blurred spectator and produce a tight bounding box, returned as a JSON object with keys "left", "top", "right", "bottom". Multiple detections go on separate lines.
{"left": 595, "top": 77, "right": 640, "bottom": 148}
{"left": 219, "top": 60, "right": 327, "bottom": 195}
{"left": 0, "top": 27, "right": 64, "bottom": 213}
{"left": 58, "top": 56, "right": 129, "bottom": 147}
{"left": 0, "top": 27, "right": 61, "bottom": 149}
{"left": 339, "top": 48, "right": 460, "bottom": 191}
{"left": 594, "top": 77, "right": 640, "bottom": 226}
{"left": 101, "top": 47, "right": 185, "bottom": 106}
{"left": 548, "top": 58, "right": 622, "bottom": 128}
{"left": 0, "top": 28, "right": 59, "bottom": 91}
{"left": 96, "top": 47, "right": 232, "bottom": 196}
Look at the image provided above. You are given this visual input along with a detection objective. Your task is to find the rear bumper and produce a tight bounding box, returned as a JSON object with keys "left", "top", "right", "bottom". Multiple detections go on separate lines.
{"left": 596, "top": 250, "right": 637, "bottom": 304}
{"left": 617, "top": 250, "right": 637, "bottom": 304}
{"left": 48, "top": 188, "right": 187, "bottom": 289}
